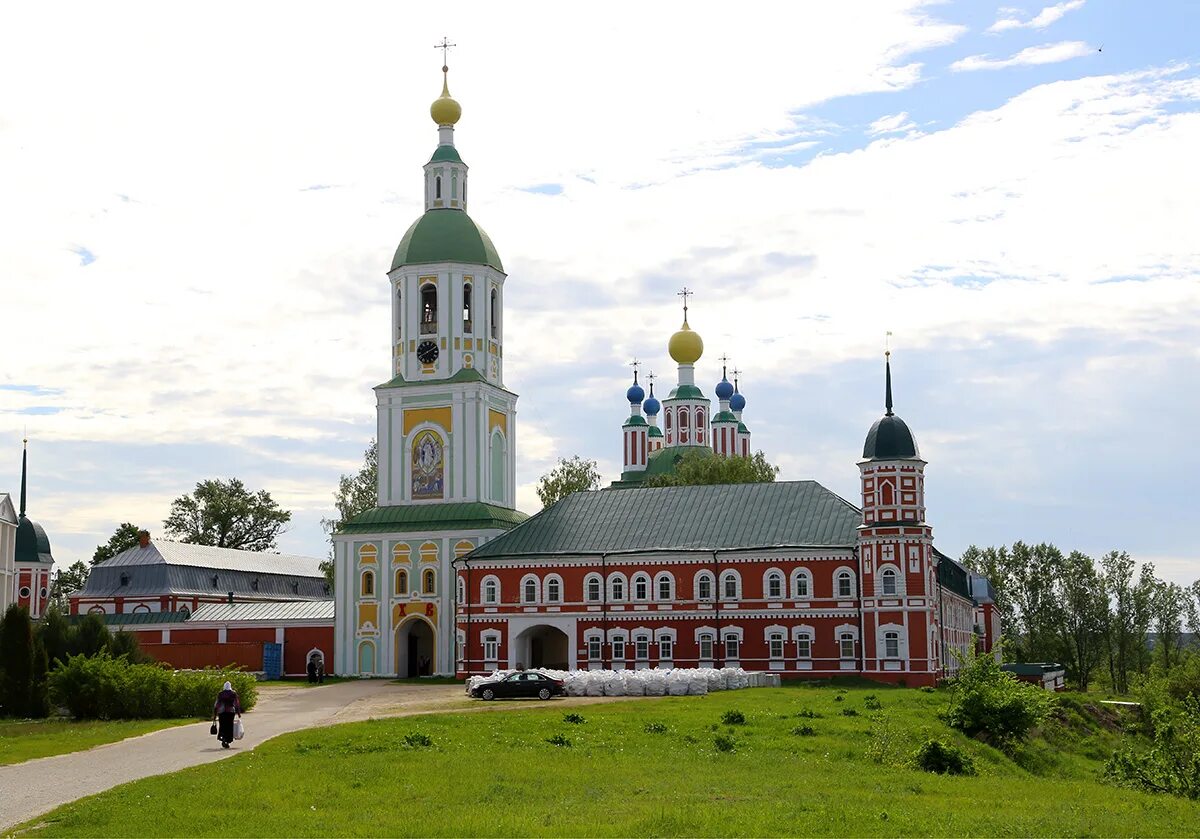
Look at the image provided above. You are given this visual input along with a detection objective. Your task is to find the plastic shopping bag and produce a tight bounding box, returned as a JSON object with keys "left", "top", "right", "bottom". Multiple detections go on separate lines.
{"left": 233, "top": 718, "right": 245, "bottom": 740}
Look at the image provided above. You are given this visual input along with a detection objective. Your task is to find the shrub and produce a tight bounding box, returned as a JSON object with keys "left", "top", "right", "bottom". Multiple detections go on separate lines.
{"left": 792, "top": 725, "right": 816, "bottom": 737}
{"left": 545, "top": 733, "right": 571, "bottom": 747}
{"left": 864, "top": 696, "right": 882, "bottom": 711}
{"left": 1105, "top": 698, "right": 1200, "bottom": 799}
{"left": 945, "top": 648, "right": 1052, "bottom": 749}
{"left": 914, "top": 738, "right": 975, "bottom": 775}
{"left": 920, "top": 686, "right": 937, "bottom": 694}
{"left": 834, "top": 695, "right": 845, "bottom": 703}
{"left": 714, "top": 734, "right": 736, "bottom": 752}
{"left": 402, "top": 732, "right": 433, "bottom": 748}
{"left": 644, "top": 722, "right": 667, "bottom": 734}
{"left": 47, "top": 653, "right": 257, "bottom": 719}
{"left": 1, "top": 604, "right": 37, "bottom": 718}
{"left": 866, "top": 715, "right": 902, "bottom": 765}
{"left": 795, "top": 708, "right": 821, "bottom": 719}
{"left": 562, "top": 712, "right": 586, "bottom": 724}
{"left": 721, "top": 710, "right": 746, "bottom": 726}
{"left": 841, "top": 708, "right": 859, "bottom": 717}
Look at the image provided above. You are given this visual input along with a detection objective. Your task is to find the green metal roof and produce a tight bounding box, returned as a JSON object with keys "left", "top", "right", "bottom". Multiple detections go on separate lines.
{"left": 15, "top": 516, "right": 53, "bottom": 564}
{"left": 68, "top": 611, "right": 191, "bottom": 627}
{"left": 428, "top": 145, "right": 463, "bottom": 164}
{"left": 623, "top": 415, "right": 648, "bottom": 426}
{"left": 666, "top": 384, "right": 705, "bottom": 400}
{"left": 468, "top": 481, "right": 861, "bottom": 558}
{"left": 377, "top": 367, "right": 494, "bottom": 390}
{"left": 392, "top": 209, "right": 503, "bottom": 272}
{"left": 712, "top": 410, "right": 738, "bottom": 423}
{"left": 340, "top": 502, "right": 528, "bottom": 535}
{"left": 648, "top": 426, "right": 663, "bottom": 437}
{"left": 738, "top": 422, "right": 749, "bottom": 433}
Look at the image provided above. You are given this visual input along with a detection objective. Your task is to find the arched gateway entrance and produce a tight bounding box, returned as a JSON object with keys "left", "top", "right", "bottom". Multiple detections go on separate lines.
{"left": 513, "top": 624, "right": 570, "bottom": 670}
{"left": 396, "top": 616, "right": 435, "bottom": 677}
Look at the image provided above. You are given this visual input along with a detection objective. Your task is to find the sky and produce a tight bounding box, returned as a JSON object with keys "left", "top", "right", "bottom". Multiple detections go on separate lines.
{"left": 2, "top": 1, "right": 1198, "bottom": 585}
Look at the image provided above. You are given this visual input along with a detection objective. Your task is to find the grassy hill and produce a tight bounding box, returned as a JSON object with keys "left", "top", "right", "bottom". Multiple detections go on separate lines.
{"left": 21, "top": 683, "right": 1200, "bottom": 837}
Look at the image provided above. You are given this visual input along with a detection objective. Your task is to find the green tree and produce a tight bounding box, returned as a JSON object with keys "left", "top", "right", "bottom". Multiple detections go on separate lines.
{"left": 37, "top": 606, "right": 72, "bottom": 669}
{"left": 643, "top": 450, "right": 779, "bottom": 488}
{"left": 1102, "top": 551, "right": 1156, "bottom": 694}
{"left": 1151, "top": 579, "right": 1188, "bottom": 671}
{"left": 92, "top": 522, "right": 142, "bottom": 565}
{"left": 1054, "top": 551, "right": 1109, "bottom": 691}
{"left": 0, "top": 604, "right": 35, "bottom": 717}
{"left": 163, "top": 478, "right": 291, "bottom": 551}
{"left": 1006, "top": 541, "right": 1066, "bottom": 662}
{"left": 536, "top": 455, "right": 602, "bottom": 507}
{"left": 70, "top": 613, "right": 112, "bottom": 659}
{"left": 320, "top": 440, "right": 378, "bottom": 589}
{"left": 960, "top": 545, "right": 1020, "bottom": 658}
{"left": 29, "top": 637, "right": 49, "bottom": 718}
{"left": 49, "top": 560, "right": 90, "bottom": 611}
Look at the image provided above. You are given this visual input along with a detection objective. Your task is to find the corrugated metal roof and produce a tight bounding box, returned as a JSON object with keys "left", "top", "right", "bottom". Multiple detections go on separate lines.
{"left": 468, "top": 481, "right": 862, "bottom": 559}
{"left": 103, "top": 541, "right": 323, "bottom": 576}
{"left": 68, "top": 611, "right": 192, "bottom": 626}
{"left": 341, "top": 501, "right": 527, "bottom": 534}
{"left": 189, "top": 600, "right": 334, "bottom": 623}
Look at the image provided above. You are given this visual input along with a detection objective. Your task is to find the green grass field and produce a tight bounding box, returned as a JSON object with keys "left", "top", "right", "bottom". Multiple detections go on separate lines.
{"left": 0, "top": 718, "right": 191, "bottom": 766}
{"left": 18, "top": 684, "right": 1200, "bottom": 837}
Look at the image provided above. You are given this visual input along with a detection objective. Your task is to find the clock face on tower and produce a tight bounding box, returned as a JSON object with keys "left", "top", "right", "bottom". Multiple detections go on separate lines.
{"left": 416, "top": 340, "right": 439, "bottom": 364}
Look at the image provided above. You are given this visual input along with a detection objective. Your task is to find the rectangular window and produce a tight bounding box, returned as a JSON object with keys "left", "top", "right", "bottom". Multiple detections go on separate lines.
{"left": 659, "top": 637, "right": 673, "bottom": 660}
{"left": 657, "top": 578, "right": 672, "bottom": 600}
{"left": 769, "top": 634, "right": 784, "bottom": 659}
{"left": 699, "top": 634, "right": 713, "bottom": 660}
{"left": 588, "top": 638, "right": 602, "bottom": 661}
{"left": 796, "top": 636, "right": 811, "bottom": 658}
{"left": 725, "top": 637, "right": 740, "bottom": 660}
{"left": 885, "top": 633, "right": 900, "bottom": 658}
{"left": 839, "top": 634, "right": 855, "bottom": 659}
{"left": 635, "top": 636, "right": 649, "bottom": 660}
{"left": 612, "top": 638, "right": 625, "bottom": 659}
{"left": 483, "top": 637, "right": 498, "bottom": 660}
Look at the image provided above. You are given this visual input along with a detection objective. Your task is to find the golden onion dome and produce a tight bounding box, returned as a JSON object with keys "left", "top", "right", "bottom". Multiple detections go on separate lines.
{"left": 668, "top": 321, "right": 704, "bottom": 364}
{"left": 430, "top": 66, "right": 462, "bottom": 126}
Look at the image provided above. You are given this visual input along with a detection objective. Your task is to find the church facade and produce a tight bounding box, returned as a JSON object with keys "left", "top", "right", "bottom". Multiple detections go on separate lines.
{"left": 332, "top": 64, "right": 527, "bottom": 678}
{"left": 11, "top": 441, "right": 54, "bottom": 618}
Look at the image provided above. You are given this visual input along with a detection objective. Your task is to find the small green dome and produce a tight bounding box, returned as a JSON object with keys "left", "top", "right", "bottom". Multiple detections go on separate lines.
{"left": 648, "top": 426, "right": 664, "bottom": 438}
{"left": 392, "top": 209, "right": 504, "bottom": 272}
{"left": 429, "top": 145, "right": 463, "bottom": 164}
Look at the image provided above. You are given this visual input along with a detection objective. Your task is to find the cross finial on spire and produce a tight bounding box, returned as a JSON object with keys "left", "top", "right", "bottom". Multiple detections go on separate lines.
{"left": 885, "top": 353, "right": 894, "bottom": 417}
{"left": 647, "top": 370, "right": 655, "bottom": 395}
{"left": 630, "top": 358, "right": 640, "bottom": 384}
{"left": 731, "top": 367, "right": 741, "bottom": 390}
{"left": 885, "top": 330, "right": 893, "bottom": 359}
{"left": 434, "top": 36, "right": 456, "bottom": 69}
{"left": 677, "top": 287, "right": 692, "bottom": 323}
{"left": 719, "top": 353, "right": 730, "bottom": 378}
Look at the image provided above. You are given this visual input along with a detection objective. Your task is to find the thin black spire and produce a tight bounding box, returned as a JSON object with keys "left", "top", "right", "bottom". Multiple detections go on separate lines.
{"left": 19, "top": 437, "right": 28, "bottom": 518}
{"left": 885, "top": 352, "right": 894, "bottom": 416}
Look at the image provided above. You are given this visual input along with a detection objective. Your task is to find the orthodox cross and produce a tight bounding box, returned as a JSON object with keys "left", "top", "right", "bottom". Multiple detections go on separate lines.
{"left": 719, "top": 353, "right": 731, "bottom": 378}
{"left": 434, "top": 36, "right": 456, "bottom": 67}
{"left": 630, "top": 357, "right": 640, "bottom": 384}
{"left": 647, "top": 371, "right": 655, "bottom": 394}
{"left": 677, "top": 287, "right": 692, "bottom": 321}
{"left": 731, "top": 367, "right": 742, "bottom": 389}
{"left": 885, "top": 330, "right": 893, "bottom": 358}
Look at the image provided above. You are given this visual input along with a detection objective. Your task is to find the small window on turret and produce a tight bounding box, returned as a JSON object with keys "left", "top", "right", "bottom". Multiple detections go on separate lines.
{"left": 435, "top": 176, "right": 442, "bottom": 199}
{"left": 463, "top": 283, "right": 473, "bottom": 332}
{"left": 679, "top": 409, "right": 690, "bottom": 444}
{"left": 490, "top": 289, "right": 499, "bottom": 339}
{"left": 421, "top": 284, "right": 437, "bottom": 335}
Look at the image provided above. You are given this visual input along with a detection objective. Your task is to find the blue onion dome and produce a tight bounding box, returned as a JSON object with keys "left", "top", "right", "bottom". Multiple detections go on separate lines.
{"left": 730, "top": 391, "right": 746, "bottom": 412}
{"left": 626, "top": 383, "right": 645, "bottom": 404}
{"left": 643, "top": 394, "right": 660, "bottom": 415}
{"left": 715, "top": 377, "right": 735, "bottom": 400}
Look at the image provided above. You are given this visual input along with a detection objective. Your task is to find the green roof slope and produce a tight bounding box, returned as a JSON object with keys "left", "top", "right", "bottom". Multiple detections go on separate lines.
{"left": 469, "top": 481, "right": 862, "bottom": 559}
{"left": 341, "top": 502, "right": 527, "bottom": 535}
{"left": 392, "top": 209, "right": 504, "bottom": 272}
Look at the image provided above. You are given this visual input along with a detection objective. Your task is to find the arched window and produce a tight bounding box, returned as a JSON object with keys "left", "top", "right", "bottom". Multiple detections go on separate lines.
{"left": 462, "top": 283, "right": 473, "bottom": 332}
{"left": 836, "top": 569, "right": 855, "bottom": 598}
{"left": 586, "top": 575, "right": 602, "bottom": 602}
{"left": 884, "top": 630, "right": 900, "bottom": 658}
{"left": 633, "top": 574, "right": 649, "bottom": 601}
{"left": 881, "top": 482, "right": 894, "bottom": 506}
{"left": 523, "top": 578, "right": 538, "bottom": 603}
{"left": 88, "top": 605, "right": 105, "bottom": 615}
{"left": 456, "top": 576, "right": 465, "bottom": 603}
{"left": 423, "top": 569, "right": 435, "bottom": 594}
{"left": 421, "top": 284, "right": 437, "bottom": 335}
{"left": 435, "top": 176, "right": 442, "bottom": 199}
{"left": 722, "top": 572, "right": 739, "bottom": 600}
{"left": 546, "top": 577, "right": 561, "bottom": 603}
{"left": 610, "top": 575, "right": 625, "bottom": 601}
{"left": 679, "top": 408, "right": 690, "bottom": 444}
{"left": 665, "top": 410, "right": 673, "bottom": 444}
{"left": 881, "top": 567, "right": 898, "bottom": 596}
{"left": 396, "top": 569, "right": 408, "bottom": 595}
{"left": 361, "top": 570, "right": 375, "bottom": 597}
{"left": 483, "top": 578, "right": 499, "bottom": 605}
{"left": 490, "top": 289, "right": 499, "bottom": 339}
{"left": 766, "top": 571, "right": 783, "bottom": 599}
{"left": 696, "top": 572, "right": 713, "bottom": 601}
{"left": 696, "top": 409, "right": 706, "bottom": 441}
{"left": 792, "top": 569, "right": 812, "bottom": 599}
{"left": 452, "top": 171, "right": 458, "bottom": 199}
{"left": 655, "top": 573, "right": 674, "bottom": 601}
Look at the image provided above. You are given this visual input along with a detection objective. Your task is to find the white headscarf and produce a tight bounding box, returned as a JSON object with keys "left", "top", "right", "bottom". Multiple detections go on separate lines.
{"left": 223, "top": 681, "right": 232, "bottom": 691}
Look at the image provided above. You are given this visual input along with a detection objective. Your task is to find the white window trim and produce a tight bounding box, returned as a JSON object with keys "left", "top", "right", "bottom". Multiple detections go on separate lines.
{"left": 720, "top": 570, "right": 742, "bottom": 601}
{"left": 543, "top": 573, "right": 564, "bottom": 604}
{"left": 606, "top": 627, "right": 629, "bottom": 642}
{"left": 878, "top": 563, "right": 901, "bottom": 597}
{"left": 481, "top": 630, "right": 501, "bottom": 662}
{"left": 877, "top": 622, "right": 908, "bottom": 659}
{"left": 763, "top": 568, "right": 786, "bottom": 600}
{"left": 694, "top": 570, "right": 715, "bottom": 601}
{"left": 359, "top": 569, "right": 376, "bottom": 598}
{"left": 833, "top": 565, "right": 857, "bottom": 599}
{"left": 519, "top": 573, "right": 540, "bottom": 604}
{"left": 790, "top": 567, "right": 813, "bottom": 599}
{"left": 653, "top": 571, "right": 675, "bottom": 601}
{"left": 607, "top": 572, "right": 628, "bottom": 602}
{"left": 653, "top": 627, "right": 677, "bottom": 644}
{"left": 631, "top": 573, "right": 651, "bottom": 602}
{"left": 583, "top": 572, "right": 603, "bottom": 602}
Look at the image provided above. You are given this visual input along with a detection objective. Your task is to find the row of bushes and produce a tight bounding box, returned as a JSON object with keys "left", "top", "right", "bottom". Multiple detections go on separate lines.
{"left": 47, "top": 653, "right": 258, "bottom": 720}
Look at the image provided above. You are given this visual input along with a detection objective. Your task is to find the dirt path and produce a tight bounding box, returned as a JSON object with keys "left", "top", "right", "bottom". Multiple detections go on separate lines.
{"left": 1, "top": 681, "right": 629, "bottom": 832}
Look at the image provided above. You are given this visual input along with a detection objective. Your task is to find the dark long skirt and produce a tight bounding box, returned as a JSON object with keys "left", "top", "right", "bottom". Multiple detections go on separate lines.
{"left": 217, "top": 712, "right": 235, "bottom": 744}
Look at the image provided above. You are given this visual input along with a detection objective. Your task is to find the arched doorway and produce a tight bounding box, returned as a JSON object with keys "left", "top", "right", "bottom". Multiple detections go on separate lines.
{"left": 396, "top": 616, "right": 436, "bottom": 677}
{"left": 513, "top": 625, "right": 570, "bottom": 671}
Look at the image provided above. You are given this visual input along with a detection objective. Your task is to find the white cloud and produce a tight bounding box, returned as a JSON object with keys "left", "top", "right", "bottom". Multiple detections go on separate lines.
{"left": 989, "top": 0, "right": 1086, "bottom": 33}
{"left": 952, "top": 40, "right": 1093, "bottom": 71}
{"left": 868, "top": 111, "right": 918, "bottom": 135}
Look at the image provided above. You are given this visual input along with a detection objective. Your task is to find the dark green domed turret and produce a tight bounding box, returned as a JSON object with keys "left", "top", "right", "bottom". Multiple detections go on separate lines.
{"left": 862, "top": 356, "right": 921, "bottom": 461}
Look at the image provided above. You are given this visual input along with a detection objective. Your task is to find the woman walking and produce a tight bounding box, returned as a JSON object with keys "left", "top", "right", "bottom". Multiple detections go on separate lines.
{"left": 212, "top": 680, "right": 242, "bottom": 749}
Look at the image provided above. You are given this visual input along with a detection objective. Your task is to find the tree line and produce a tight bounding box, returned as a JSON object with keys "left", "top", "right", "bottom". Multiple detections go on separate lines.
{"left": 962, "top": 543, "right": 1197, "bottom": 693}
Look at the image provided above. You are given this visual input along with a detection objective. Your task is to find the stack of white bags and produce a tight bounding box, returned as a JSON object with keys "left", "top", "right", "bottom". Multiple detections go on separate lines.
{"left": 466, "top": 667, "right": 751, "bottom": 697}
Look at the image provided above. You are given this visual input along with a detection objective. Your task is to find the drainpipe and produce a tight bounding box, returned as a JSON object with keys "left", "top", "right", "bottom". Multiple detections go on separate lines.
{"left": 712, "top": 550, "right": 721, "bottom": 668}
{"left": 601, "top": 552, "right": 608, "bottom": 671}
{"left": 464, "top": 560, "right": 472, "bottom": 677}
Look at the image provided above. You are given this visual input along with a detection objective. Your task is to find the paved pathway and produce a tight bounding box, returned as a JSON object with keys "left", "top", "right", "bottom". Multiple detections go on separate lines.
{"left": 0, "top": 681, "right": 469, "bottom": 832}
